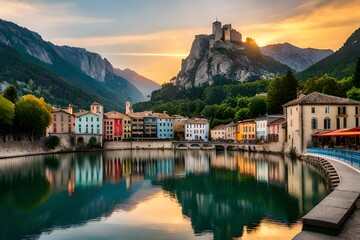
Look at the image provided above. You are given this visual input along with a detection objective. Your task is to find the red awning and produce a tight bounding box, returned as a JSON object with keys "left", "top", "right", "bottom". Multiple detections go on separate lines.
{"left": 313, "top": 128, "right": 360, "bottom": 137}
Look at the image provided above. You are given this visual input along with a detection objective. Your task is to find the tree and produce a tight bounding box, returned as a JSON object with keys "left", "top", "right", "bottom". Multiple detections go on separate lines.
{"left": 3, "top": 85, "right": 18, "bottom": 103}
{"left": 347, "top": 87, "right": 360, "bottom": 101}
{"left": 267, "top": 73, "right": 298, "bottom": 114}
{"left": 353, "top": 58, "right": 360, "bottom": 88}
{"left": 0, "top": 95, "right": 15, "bottom": 141}
{"left": 303, "top": 74, "right": 337, "bottom": 95}
{"left": 248, "top": 96, "right": 267, "bottom": 118}
{"left": 14, "top": 94, "right": 52, "bottom": 139}
{"left": 235, "top": 108, "right": 250, "bottom": 121}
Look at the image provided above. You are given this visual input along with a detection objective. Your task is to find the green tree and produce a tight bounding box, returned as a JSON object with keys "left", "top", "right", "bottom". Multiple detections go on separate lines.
{"left": 347, "top": 87, "right": 360, "bottom": 101}
{"left": 3, "top": 85, "right": 18, "bottom": 103}
{"left": 235, "top": 108, "right": 250, "bottom": 121}
{"left": 267, "top": 73, "right": 298, "bottom": 114}
{"left": 0, "top": 95, "right": 15, "bottom": 142}
{"left": 248, "top": 96, "right": 267, "bottom": 118}
{"left": 14, "top": 94, "right": 52, "bottom": 139}
{"left": 353, "top": 58, "right": 360, "bottom": 88}
{"left": 237, "top": 97, "right": 249, "bottom": 109}
{"left": 303, "top": 74, "right": 337, "bottom": 95}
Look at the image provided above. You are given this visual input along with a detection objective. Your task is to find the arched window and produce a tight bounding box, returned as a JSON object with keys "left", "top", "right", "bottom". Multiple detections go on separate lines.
{"left": 311, "top": 118, "right": 318, "bottom": 129}
{"left": 324, "top": 118, "right": 331, "bottom": 130}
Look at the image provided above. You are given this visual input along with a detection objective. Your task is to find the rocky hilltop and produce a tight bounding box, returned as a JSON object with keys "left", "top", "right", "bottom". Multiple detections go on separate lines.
{"left": 174, "top": 35, "right": 289, "bottom": 88}
{"left": 261, "top": 42, "right": 333, "bottom": 72}
{"left": 0, "top": 19, "right": 147, "bottom": 108}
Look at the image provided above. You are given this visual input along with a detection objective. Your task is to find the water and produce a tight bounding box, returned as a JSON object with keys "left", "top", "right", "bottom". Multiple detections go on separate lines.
{"left": 0, "top": 150, "right": 330, "bottom": 240}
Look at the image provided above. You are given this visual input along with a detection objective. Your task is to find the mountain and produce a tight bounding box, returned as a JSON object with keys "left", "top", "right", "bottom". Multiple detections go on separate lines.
{"left": 174, "top": 35, "right": 290, "bottom": 88}
{"left": 260, "top": 42, "right": 333, "bottom": 72}
{"left": 0, "top": 19, "right": 144, "bottom": 110}
{"left": 299, "top": 27, "right": 360, "bottom": 80}
{"left": 114, "top": 68, "right": 160, "bottom": 100}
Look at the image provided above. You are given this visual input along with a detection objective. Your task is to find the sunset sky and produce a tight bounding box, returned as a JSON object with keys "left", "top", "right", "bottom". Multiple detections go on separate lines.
{"left": 1, "top": 0, "right": 360, "bottom": 84}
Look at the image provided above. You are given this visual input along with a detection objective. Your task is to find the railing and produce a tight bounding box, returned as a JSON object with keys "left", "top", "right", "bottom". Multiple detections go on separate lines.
{"left": 306, "top": 148, "right": 360, "bottom": 170}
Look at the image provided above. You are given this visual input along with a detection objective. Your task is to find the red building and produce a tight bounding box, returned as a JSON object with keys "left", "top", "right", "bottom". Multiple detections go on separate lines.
{"left": 104, "top": 111, "right": 124, "bottom": 141}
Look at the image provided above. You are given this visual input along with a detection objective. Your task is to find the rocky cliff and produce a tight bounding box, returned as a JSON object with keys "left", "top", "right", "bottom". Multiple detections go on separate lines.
{"left": 0, "top": 19, "right": 145, "bottom": 108}
{"left": 174, "top": 35, "right": 289, "bottom": 88}
{"left": 261, "top": 42, "right": 333, "bottom": 72}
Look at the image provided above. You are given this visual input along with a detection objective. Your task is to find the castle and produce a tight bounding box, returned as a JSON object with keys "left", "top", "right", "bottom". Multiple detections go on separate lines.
{"left": 211, "top": 19, "right": 242, "bottom": 44}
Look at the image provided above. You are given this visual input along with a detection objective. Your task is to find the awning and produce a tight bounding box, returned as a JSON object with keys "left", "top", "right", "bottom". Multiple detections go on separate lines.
{"left": 313, "top": 128, "right": 360, "bottom": 137}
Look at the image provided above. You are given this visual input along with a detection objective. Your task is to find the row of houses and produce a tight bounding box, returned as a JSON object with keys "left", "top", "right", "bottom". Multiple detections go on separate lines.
{"left": 47, "top": 92, "right": 360, "bottom": 154}
{"left": 210, "top": 92, "right": 360, "bottom": 154}
{"left": 46, "top": 101, "right": 211, "bottom": 144}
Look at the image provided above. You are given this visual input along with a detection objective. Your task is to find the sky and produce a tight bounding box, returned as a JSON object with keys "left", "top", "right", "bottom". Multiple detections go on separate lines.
{"left": 1, "top": 0, "right": 360, "bottom": 84}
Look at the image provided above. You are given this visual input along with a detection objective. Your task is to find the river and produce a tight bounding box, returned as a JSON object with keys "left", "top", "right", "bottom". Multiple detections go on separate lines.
{"left": 0, "top": 150, "right": 329, "bottom": 240}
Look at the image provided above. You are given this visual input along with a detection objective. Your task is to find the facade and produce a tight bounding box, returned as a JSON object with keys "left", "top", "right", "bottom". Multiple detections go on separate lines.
{"left": 267, "top": 117, "right": 286, "bottom": 143}
{"left": 47, "top": 104, "right": 75, "bottom": 135}
{"left": 128, "top": 113, "right": 144, "bottom": 139}
{"left": 283, "top": 92, "right": 360, "bottom": 153}
{"left": 237, "top": 119, "right": 256, "bottom": 141}
{"left": 156, "top": 113, "right": 174, "bottom": 139}
{"left": 184, "top": 118, "right": 210, "bottom": 141}
{"left": 122, "top": 114, "right": 132, "bottom": 140}
{"left": 75, "top": 111, "right": 103, "bottom": 135}
{"left": 144, "top": 115, "right": 157, "bottom": 139}
{"left": 255, "top": 117, "right": 267, "bottom": 141}
{"left": 226, "top": 122, "right": 238, "bottom": 141}
{"left": 173, "top": 115, "right": 189, "bottom": 140}
{"left": 90, "top": 102, "right": 104, "bottom": 115}
{"left": 103, "top": 111, "right": 123, "bottom": 141}
{"left": 210, "top": 124, "right": 226, "bottom": 141}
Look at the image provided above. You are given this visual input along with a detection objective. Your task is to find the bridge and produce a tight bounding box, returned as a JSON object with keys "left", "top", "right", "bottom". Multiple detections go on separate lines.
{"left": 172, "top": 141, "right": 258, "bottom": 151}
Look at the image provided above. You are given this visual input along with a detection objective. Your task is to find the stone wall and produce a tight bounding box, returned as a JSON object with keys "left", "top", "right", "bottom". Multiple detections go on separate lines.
{"left": 104, "top": 141, "right": 174, "bottom": 150}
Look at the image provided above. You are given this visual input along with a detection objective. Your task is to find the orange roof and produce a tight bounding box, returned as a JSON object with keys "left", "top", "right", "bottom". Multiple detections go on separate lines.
{"left": 313, "top": 128, "right": 360, "bottom": 137}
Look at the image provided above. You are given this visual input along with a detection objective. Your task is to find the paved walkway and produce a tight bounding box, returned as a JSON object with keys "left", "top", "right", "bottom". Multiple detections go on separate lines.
{"left": 294, "top": 155, "right": 360, "bottom": 239}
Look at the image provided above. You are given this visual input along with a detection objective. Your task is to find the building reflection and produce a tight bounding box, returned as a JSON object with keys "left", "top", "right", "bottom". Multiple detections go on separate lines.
{"left": 0, "top": 150, "right": 330, "bottom": 240}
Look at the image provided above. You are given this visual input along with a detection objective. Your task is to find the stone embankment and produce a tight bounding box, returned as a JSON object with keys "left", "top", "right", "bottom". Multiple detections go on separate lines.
{"left": 294, "top": 154, "right": 360, "bottom": 239}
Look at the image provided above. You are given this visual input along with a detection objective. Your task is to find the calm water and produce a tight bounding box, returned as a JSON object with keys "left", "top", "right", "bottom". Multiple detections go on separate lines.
{"left": 0, "top": 150, "right": 330, "bottom": 240}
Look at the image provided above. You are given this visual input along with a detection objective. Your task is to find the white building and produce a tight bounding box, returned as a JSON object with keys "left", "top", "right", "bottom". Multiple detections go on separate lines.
{"left": 226, "top": 122, "right": 238, "bottom": 141}
{"left": 255, "top": 115, "right": 283, "bottom": 141}
{"left": 185, "top": 118, "right": 209, "bottom": 141}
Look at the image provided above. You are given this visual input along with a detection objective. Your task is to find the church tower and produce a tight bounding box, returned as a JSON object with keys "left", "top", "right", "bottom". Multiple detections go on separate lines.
{"left": 212, "top": 19, "right": 222, "bottom": 41}
{"left": 126, "top": 101, "right": 133, "bottom": 114}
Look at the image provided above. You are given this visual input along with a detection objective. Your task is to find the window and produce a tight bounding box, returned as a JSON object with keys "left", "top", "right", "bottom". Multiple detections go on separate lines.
{"left": 311, "top": 107, "right": 315, "bottom": 114}
{"left": 325, "top": 106, "right": 329, "bottom": 114}
{"left": 336, "top": 118, "right": 340, "bottom": 129}
{"left": 53, "top": 123, "right": 57, "bottom": 132}
{"left": 54, "top": 114, "right": 57, "bottom": 122}
{"left": 61, "top": 123, "right": 64, "bottom": 132}
{"left": 79, "top": 118, "right": 82, "bottom": 122}
{"left": 324, "top": 118, "right": 331, "bottom": 130}
{"left": 343, "top": 107, "right": 347, "bottom": 115}
{"left": 68, "top": 116, "right": 71, "bottom": 122}
{"left": 311, "top": 118, "right": 318, "bottom": 129}
{"left": 86, "top": 117, "right": 88, "bottom": 122}
{"left": 68, "top": 124, "right": 71, "bottom": 133}
{"left": 91, "top": 117, "right": 93, "bottom": 122}
{"left": 344, "top": 117, "right": 347, "bottom": 128}
{"left": 357, "top": 117, "right": 359, "bottom": 127}
{"left": 356, "top": 107, "right": 359, "bottom": 115}
{"left": 338, "top": 107, "right": 341, "bottom": 115}
{"left": 290, "top": 108, "right": 292, "bottom": 115}
{"left": 61, "top": 115, "right": 64, "bottom": 122}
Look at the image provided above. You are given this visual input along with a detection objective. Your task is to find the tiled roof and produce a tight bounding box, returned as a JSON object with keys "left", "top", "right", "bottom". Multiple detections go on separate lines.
{"left": 74, "top": 111, "right": 101, "bottom": 117}
{"left": 267, "top": 117, "right": 286, "bottom": 126}
{"left": 283, "top": 92, "right": 360, "bottom": 107}
{"left": 104, "top": 111, "right": 129, "bottom": 119}
{"left": 211, "top": 124, "right": 227, "bottom": 130}
{"left": 91, "top": 101, "right": 102, "bottom": 106}
{"left": 51, "top": 108, "right": 73, "bottom": 115}
{"left": 238, "top": 119, "right": 255, "bottom": 124}
{"left": 185, "top": 118, "right": 209, "bottom": 124}
{"left": 226, "top": 122, "right": 237, "bottom": 127}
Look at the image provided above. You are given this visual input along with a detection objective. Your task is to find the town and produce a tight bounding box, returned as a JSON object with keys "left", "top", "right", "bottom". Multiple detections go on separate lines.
{"left": 47, "top": 91, "right": 360, "bottom": 155}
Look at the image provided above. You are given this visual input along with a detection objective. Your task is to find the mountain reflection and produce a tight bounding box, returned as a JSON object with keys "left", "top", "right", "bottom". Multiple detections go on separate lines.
{"left": 0, "top": 150, "right": 329, "bottom": 240}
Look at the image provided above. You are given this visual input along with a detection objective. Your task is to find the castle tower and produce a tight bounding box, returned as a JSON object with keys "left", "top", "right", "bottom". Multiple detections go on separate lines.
{"left": 223, "top": 24, "right": 231, "bottom": 42}
{"left": 212, "top": 19, "right": 222, "bottom": 41}
{"left": 126, "top": 101, "right": 133, "bottom": 114}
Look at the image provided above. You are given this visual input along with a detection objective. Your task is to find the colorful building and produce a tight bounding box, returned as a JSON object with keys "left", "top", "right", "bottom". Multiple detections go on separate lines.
{"left": 104, "top": 111, "right": 123, "bottom": 141}
{"left": 267, "top": 117, "right": 286, "bottom": 143}
{"left": 226, "top": 122, "right": 237, "bottom": 141}
{"left": 237, "top": 119, "right": 256, "bottom": 141}
{"left": 173, "top": 115, "right": 188, "bottom": 140}
{"left": 156, "top": 113, "right": 174, "bottom": 139}
{"left": 127, "top": 112, "right": 145, "bottom": 139}
{"left": 184, "top": 118, "right": 209, "bottom": 141}
{"left": 47, "top": 104, "right": 75, "bottom": 135}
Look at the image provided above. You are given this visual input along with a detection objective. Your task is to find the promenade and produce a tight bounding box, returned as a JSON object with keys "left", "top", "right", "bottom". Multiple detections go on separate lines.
{"left": 294, "top": 153, "right": 360, "bottom": 240}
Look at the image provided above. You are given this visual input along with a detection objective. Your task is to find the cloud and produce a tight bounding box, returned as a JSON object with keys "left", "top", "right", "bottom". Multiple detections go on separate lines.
{"left": 0, "top": 1, "right": 111, "bottom": 30}
{"left": 242, "top": 0, "right": 360, "bottom": 50}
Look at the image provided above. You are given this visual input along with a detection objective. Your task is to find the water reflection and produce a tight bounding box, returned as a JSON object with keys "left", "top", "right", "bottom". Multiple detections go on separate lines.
{"left": 0, "top": 150, "right": 329, "bottom": 240}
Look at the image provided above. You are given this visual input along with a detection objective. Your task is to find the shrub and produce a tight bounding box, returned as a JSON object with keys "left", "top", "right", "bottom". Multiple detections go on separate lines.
{"left": 87, "top": 136, "right": 101, "bottom": 149}
{"left": 45, "top": 136, "right": 60, "bottom": 150}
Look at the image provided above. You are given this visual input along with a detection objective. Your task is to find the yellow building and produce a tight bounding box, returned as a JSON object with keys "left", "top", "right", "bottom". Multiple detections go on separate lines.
{"left": 237, "top": 119, "right": 256, "bottom": 141}
{"left": 283, "top": 92, "right": 360, "bottom": 154}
